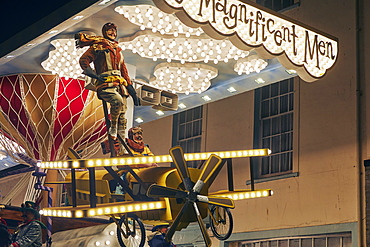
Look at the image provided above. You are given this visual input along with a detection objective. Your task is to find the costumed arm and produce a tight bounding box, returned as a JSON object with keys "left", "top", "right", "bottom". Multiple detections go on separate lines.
{"left": 119, "top": 52, "right": 141, "bottom": 106}
{"left": 119, "top": 52, "right": 131, "bottom": 85}
{"left": 75, "top": 33, "right": 107, "bottom": 81}
{"left": 144, "top": 145, "right": 154, "bottom": 156}
{"left": 79, "top": 47, "right": 100, "bottom": 80}
{"left": 127, "top": 84, "right": 141, "bottom": 106}
{"left": 10, "top": 222, "right": 42, "bottom": 247}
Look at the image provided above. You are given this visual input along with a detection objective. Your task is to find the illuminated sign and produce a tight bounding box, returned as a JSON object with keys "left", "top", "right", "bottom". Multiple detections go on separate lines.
{"left": 153, "top": 0, "right": 339, "bottom": 82}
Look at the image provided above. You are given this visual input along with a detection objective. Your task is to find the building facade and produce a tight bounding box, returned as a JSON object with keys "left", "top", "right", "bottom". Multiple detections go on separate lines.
{"left": 139, "top": 0, "right": 370, "bottom": 246}
{"left": 0, "top": 0, "right": 368, "bottom": 246}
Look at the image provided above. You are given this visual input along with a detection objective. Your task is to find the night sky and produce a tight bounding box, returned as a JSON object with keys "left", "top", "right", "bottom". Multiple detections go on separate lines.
{"left": 0, "top": 0, "right": 74, "bottom": 43}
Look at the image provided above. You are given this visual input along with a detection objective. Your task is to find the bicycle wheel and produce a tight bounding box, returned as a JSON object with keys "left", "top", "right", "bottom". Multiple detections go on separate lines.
{"left": 116, "top": 214, "right": 146, "bottom": 247}
{"left": 209, "top": 206, "right": 233, "bottom": 240}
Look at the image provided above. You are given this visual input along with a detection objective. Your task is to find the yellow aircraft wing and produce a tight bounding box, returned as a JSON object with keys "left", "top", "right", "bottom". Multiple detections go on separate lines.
{"left": 40, "top": 149, "right": 271, "bottom": 169}
{"left": 209, "top": 189, "right": 273, "bottom": 201}
{"left": 41, "top": 200, "right": 166, "bottom": 218}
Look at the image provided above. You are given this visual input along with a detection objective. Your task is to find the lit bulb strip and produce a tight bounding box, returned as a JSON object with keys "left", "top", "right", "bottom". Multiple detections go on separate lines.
{"left": 184, "top": 149, "right": 271, "bottom": 161}
{"left": 39, "top": 149, "right": 271, "bottom": 169}
{"left": 210, "top": 189, "right": 273, "bottom": 200}
{"left": 40, "top": 201, "right": 166, "bottom": 218}
{"left": 39, "top": 209, "right": 74, "bottom": 218}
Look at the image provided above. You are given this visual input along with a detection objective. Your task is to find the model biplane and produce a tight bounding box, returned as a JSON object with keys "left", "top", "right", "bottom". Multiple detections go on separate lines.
{"left": 39, "top": 146, "right": 273, "bottom": 247}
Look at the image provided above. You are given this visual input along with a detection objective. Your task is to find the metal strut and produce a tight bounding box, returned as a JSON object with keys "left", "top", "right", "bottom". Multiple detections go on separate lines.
{"left": 100, "top": 99, "right": 149, "bottom": 199}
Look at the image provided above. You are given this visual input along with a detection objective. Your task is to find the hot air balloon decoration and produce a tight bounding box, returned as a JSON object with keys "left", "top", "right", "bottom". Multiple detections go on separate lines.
{"left": 0, "top": 73, "right": 107, "bottom": 162}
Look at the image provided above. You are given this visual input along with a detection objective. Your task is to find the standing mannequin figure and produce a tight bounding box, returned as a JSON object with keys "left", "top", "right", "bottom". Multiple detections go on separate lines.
{"left": 9, "top": 201, "right": 46, "bottom": 247}
{"left": 76, "top": 22, "right": 140, "bottom": 139}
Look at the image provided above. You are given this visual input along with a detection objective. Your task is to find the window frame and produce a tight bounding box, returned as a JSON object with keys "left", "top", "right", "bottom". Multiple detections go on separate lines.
{"left": 256, "top": 0, "right": 299, "bottom": 12}
{"left": 252, "top": 78, "right": 297, "bottom": 179}
{"left": 239, "top": 232, "right": 352, "bottom": 247}
{"left": 172, "top": 106, "right": 203, "bottom": 168}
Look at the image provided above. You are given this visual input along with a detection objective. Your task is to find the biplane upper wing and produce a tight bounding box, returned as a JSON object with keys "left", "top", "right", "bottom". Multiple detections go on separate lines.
{"left": 40, "top": 148, "right": 271, "bottom": 169}
{"left": 209, "top": 189, "right": 273, "bottom": 200}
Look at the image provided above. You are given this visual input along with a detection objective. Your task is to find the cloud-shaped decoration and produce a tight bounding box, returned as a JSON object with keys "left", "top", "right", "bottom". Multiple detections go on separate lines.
{"left": 234, "top": 55, "right": 268, "bottom": 75}
{"left": 115, "top": 4, "right": 203, "bottom": 36}
{"left": 118, "top": 30, "right": 249, "bottom": 64}
{"left": 41, "top": 39, "right": 88, "bottom": 79}
{"left": 151, "top": 0, "right": 338, "bottom": 82}
{"left": 149, "top": 62, "right": 218, "bottom": 94}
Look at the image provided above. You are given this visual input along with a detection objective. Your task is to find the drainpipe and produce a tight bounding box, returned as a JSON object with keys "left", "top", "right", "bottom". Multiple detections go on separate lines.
{"left": 355, "top": 0, "right": 365, "bottom": 245}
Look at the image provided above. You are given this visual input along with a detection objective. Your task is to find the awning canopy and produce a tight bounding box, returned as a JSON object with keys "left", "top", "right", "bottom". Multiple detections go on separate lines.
{"left": 0, "top": 0, "right": 338, "bottom": 123}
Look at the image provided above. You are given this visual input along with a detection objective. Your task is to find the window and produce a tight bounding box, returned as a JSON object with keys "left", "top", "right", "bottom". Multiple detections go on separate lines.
{"left": 253, "top": 78, "right": 294, "bottom": 178}
{"left": 239, "top": 233, "right": 351, "bottom": 247}
{"left": 172, "top": 106, "right": 203, "bottom": 168}
{"left": 256, "top": 0, "right": 297, "bottom": 12}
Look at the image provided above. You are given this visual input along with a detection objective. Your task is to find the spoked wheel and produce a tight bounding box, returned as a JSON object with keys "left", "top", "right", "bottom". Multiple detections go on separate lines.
{"left": 209, "top": 206, "right": 233, "bottom": 240}
{"left": 116, "top": 214, "right": 146, "bottom": 247}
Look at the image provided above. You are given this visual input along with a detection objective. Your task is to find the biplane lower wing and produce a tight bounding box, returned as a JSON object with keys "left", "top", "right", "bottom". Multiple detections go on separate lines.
{"left": 41, "top": 200, "right": 166, "bottom": 218}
